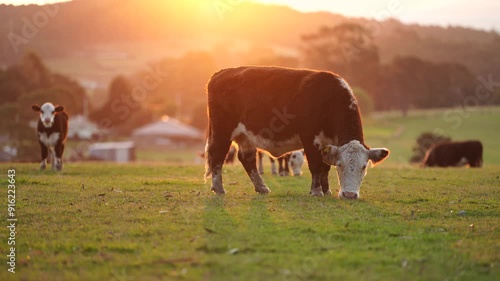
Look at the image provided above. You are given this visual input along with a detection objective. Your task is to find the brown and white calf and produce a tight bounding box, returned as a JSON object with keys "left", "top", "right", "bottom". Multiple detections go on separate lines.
{"left": 32, "top": 102, "right": 68, "bottom": 171}
{"left": 423, "top": 140, "right": 483, "bottom": 167}
{"left": 205, "top": 66, "right": 389, "bottom": 199}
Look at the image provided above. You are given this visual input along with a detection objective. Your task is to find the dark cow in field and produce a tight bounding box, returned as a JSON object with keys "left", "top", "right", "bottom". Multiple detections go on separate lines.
{"left": 423, "top": 140, "right": 483, "bottom": 167}
{"left": 32, "top": 102, "right": 68, "bottom": 171}
{"left": 205, "top": 66, "right": 389, "bottom": 199}
{"left": 258, "top": 150, "right": 305, "bottom": 176}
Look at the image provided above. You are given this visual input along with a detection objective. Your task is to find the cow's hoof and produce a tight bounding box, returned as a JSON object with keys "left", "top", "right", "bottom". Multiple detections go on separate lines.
{"left": 279, "top": 171, "right": 289, "bottom": 177}
{"left": 323, "top": 189, "right": 332, "bottom": 196}
{"left": 310, "top": 189, "right": 324, "bottom": 196}
{"left": 211, "top": 187, "right": 226, "bottom": 195}
{"left": 255, "top": 185, "right": 271, "bottom": 194}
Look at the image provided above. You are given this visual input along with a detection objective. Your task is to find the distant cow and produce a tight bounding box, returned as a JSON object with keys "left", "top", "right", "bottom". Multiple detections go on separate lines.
{"left": 423, "top": 140, "right": 483, "bottom": 167}
{"left": 258, "top": 150, "right": 305, "bottom": 176}
{"left": 32, "top": 102, "right": 68, "bottom": 171}
{"left": 205, "top": 66, "right": 389, "bottom": 199}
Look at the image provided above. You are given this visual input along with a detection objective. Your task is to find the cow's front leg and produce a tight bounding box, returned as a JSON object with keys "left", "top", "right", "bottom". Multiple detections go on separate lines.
{"left": 278, "top": 157, "right": 289, "bottom": 176}
{"left": 40, "top": 159, "right": 47, "bottom": 170}
{"left": 270, "top": 157, "right": 277, "bottom": 175}
{"left": 49, "top": 148, "right": 57, "bottom": 170}
{"left": 302, "top": 139, "right": 324, "bottom": 196}
{"left": 320, "top": 164, "right": 332, "bottom": 195}
{"left": 238, "top": 149, "right": 270, "bottom": 194}
{"left": 257, "top": 152, "right": 265, "bottom": 175}
{"left": 309, "top": 173, "right": 324, "bottom": 196}
{"left": 39, "top": 142, "right": 48, "bottom": 170}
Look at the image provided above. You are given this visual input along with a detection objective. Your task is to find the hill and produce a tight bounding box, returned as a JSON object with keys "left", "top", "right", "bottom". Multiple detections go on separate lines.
{"left": 1, "top": 0, "right": 499, "bottom": 86}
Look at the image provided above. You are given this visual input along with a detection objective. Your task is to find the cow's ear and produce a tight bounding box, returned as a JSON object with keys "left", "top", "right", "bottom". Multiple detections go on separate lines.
{"left": 55, "top": 106, "right": 64, "bottom": 112}
{"left": 32, "top": 104, "right": 41, "bottom": 112}
{"left": 368, "top": 148, "right": 390, "bottom": 165}
{"left": 321, "top": 145, "right": 339, "bottom": 166}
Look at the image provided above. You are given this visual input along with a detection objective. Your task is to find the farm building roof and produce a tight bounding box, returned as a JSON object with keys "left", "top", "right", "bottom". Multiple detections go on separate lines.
{"left": 132, "top": 117, "right": 203, "bottom": 140}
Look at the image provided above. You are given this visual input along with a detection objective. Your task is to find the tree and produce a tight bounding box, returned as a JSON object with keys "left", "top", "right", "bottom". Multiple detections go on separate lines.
{"left": 19, "top": 51, "right": 52, "bottom": 91}
{"left": 302, "top": 23, "right": 381, "bottom": 94}
{"left": 89, "top": 75, "right": 133, "bottom": 126}
{"left": 190, "top": 102, "right": 208, "bottom": 131}
{"left": 0, "top": 52, "right": 90, "bottom": 161}
{"left": 386, "top": 56, "right": 476, "bottom": 114}
{"left": 352, "top": 87, "right": 374, "bottom": 117}
{"left": 89, "top": 75, "right": 153, "bottom": 135}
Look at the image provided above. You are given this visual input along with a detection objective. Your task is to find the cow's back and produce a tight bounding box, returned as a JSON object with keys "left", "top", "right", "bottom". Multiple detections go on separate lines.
{"left": 206, "top": 66, "right": 358, "bottom": 144}
{"left": 424, "top": 140, "right": 483, "bottom": 167}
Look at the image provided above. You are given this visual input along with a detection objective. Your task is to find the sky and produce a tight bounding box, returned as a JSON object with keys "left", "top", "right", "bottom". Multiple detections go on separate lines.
{"left": 256, "top": 0, "right": 499, "bottom": 31}
{"left": 1, "top": 0, "right": 498, "bottom": 31}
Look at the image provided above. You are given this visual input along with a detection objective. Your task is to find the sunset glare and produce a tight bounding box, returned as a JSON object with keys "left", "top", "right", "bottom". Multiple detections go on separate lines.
{"left": 2, "top": 0, "right": 498, "bottom": 30}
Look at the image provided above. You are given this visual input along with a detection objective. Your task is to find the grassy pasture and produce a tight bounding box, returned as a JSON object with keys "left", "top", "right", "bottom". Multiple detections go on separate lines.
{"left": 1, "top": 106, "right": 499, "bottom": 280}
{"left": 364, "top": 106, "right": 500, "bottom": 166}
{"left": 129, "top": 106, "right": 500, "bottom": 166}
{"left": 0, "top": 162, "right": 499, "bottom": 281}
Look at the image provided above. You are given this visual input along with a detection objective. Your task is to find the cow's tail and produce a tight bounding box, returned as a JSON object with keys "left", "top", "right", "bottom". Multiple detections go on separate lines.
{"left": 204, "top": 122, "right": 212, "bottom": 182}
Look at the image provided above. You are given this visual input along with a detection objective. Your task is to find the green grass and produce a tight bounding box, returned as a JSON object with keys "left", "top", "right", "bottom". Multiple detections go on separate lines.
{"left": 364, "top": 106, "right": 500, "bottom": 166}
{"left": 0, "top": 163, "right": 499, "bottom": 281}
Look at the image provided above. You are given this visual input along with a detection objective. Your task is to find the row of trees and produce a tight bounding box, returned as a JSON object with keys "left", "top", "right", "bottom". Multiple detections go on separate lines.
{"left": 3, "top": 22, "right": 498, "bottom": 161}
{"left": 89, "top": 23, "right": 498, "bottom": 135}
{"left": 301, "top": 23, "right": 498, "bottom": 115}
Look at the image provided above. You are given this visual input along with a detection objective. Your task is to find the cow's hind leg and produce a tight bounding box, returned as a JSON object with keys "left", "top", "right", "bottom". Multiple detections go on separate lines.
{"left": 55, "top": 142, "right": 65, "bottom": 171}
{"left": 206, "top": 137, "right": 232, "bottom": 195}
{"left": 238, "top": 147, "right": 270, "bottom": 194}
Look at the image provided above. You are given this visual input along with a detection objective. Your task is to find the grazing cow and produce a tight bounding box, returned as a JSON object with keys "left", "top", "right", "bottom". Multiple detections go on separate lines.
{"left": 288, "top": 150, "right": 305, "bottom": 176}
{"left": 205, "top": 66, "right": 389, "bottom": 199}
{"left": 32, "top": 102, "right": 68, "bottom": 171}
{"left": 258, "top": 150, "right": 305, "bottom": 176}
{"left": 423, "top": 140, "right": 483, "bottom": 167}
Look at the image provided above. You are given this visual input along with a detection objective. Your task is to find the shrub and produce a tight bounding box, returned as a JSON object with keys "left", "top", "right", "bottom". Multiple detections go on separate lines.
{"left": 410, "top": 132, "right": 451, "bottom": 163}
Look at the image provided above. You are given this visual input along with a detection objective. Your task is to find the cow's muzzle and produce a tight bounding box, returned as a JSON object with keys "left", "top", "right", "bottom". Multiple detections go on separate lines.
{"left": 340, "top": 191, "right": 358, "bottom": 199}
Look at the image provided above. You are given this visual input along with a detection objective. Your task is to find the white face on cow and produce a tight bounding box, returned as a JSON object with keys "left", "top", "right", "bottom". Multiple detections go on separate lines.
{"left": 321, "top": 140, "right": 389, "bottom": 199}
{"left": 288, "top": 150, "right": 305, "bottom": 176}
{"left": 32, "top": 102, "right": 64, "bottom": 128}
